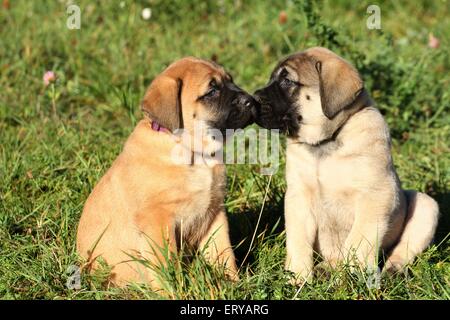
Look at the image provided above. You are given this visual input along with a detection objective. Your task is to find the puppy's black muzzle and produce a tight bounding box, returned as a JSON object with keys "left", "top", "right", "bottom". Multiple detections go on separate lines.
{"left": 253, "top": 83, "right": 300, "bottom": 136}
{"left": 210, "top": 82, "right": 259, "bottom": 131}
{"left": 227, "top": 93, "right": 258, "bottom": 128}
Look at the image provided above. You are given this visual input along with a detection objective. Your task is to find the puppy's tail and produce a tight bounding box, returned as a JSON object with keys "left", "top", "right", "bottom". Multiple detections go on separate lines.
{"left": 384, "top": 190, "right": 439, "bottom": 272}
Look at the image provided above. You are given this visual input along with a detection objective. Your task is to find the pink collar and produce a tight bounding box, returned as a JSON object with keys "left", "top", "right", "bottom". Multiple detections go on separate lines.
{"left": 150, "top": 120, "right": 170, "bottom": 134}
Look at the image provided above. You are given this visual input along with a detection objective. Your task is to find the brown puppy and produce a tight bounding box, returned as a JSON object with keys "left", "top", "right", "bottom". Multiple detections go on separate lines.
{"left": 77, "top": 57, "right": 257, "bottom": 288}
{"left": 254, "top": 47, "right": 439, "bottom": 282}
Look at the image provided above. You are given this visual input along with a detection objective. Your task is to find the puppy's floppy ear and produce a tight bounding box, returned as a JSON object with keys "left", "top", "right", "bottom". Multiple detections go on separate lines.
{"left": 141, "top": 75, "right": 183, "bottom": 131}
{"left": 315, "top": 58, "right": 363, "bottom": 119}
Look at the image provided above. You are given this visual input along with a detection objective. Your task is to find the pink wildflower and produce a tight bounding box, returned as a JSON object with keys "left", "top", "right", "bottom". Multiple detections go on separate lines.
{"left": 428, "top": 33, "right": 440, "bottom": 49}
{"left": 43, "top": 71, "right": 56, "bottom": 86}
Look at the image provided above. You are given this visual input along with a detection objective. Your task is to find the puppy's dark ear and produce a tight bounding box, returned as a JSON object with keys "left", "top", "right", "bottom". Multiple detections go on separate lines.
{"left": 141, "top": 76, "right": 183, "bottom": 131}
{"left": 315, "top": 58, "right": 363, "bottom": 119}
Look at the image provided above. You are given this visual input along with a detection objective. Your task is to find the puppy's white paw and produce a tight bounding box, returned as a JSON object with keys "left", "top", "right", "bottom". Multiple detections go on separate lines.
{"left": 383, "top": 255, "right": 407, "bottom": 275}
{"left": 287, "top": 269, "right": 313, "bottom": 287}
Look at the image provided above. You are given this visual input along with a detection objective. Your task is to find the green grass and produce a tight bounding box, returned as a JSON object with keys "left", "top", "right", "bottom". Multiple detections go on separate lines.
{"left": 0, "top": 0, "right": 449, "bottom": 299}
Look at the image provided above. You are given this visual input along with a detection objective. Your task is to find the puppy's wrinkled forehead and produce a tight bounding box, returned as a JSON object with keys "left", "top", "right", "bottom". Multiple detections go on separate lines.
{"left": 272, "top": 53, "right": 319, "bottom": 86}
{"left": 163, "top": 57, "right": 229, "bottom": 89}
{"left": 274, "top": 47, "right": 347, "bottom": 86}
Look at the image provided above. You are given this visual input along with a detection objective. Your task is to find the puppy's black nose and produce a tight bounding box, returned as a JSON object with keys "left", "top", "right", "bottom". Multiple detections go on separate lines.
{"left": 234, "top": 95, "right": 256, "bottom": 108}
{"left": 243, "top": 98, "right": 252, "bottom": 108}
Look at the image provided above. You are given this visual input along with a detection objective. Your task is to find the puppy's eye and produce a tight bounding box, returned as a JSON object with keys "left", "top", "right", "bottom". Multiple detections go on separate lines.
{"left": 205, "top": 88, "right": 218, "bottom": 97}
{"left": 279, "top": 68, "right": 300, "bottom": 88}
{"left": 280, "top": 77, "right": 301, "bottom": 88}
{"left": 205, "top": 80, "right": 219, "bottom": 97}
{"left": 281, "top": 78, "right": 295, "bottom": 86}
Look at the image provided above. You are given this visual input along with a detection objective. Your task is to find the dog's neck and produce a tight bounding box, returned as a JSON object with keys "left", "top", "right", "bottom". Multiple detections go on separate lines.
{"left": 149, "top": 119, "right": 171, "bottom": 134}
{"left": 350, "top": 88, "right": 373, "bottom": 115}
{"left": 299, "top": 88, "right": 373, "bottom": 149}
{"left": 145, "top": 117, "right": 225, "bottom": 167}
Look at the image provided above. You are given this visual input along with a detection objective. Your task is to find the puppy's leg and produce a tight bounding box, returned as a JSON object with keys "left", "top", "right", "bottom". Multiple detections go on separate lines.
{"left": 199, "top": 210, "right": 238, "bottom": 280}
{"left": 343, "top": 193, "right": 390, "bottom": 270}
{"left": 384, "top": 190, "right": 439, "bottom": 272}
{"left": 132, "top": 209, "right": 177, "bottom": 290}
{"left": 285, "top": 188, "right": 316, "bottom": 284}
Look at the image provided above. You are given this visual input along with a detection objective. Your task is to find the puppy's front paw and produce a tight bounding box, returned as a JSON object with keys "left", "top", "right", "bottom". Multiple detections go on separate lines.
{"left": 225, "top": 269, "right": 240, "bottom": 282}
{"left": 383, "top": 255, "right": 408, "bottom": 275}
{"left": 288, "top": 276, "right": 307, "bottom": 287}
{"left": 286, "top": 268, "right": 313, "bottom": 287}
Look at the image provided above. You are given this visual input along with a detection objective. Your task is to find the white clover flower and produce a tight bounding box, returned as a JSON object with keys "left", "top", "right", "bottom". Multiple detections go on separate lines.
{"left": 142, "top": 8, "right": 152, "bottom": 20}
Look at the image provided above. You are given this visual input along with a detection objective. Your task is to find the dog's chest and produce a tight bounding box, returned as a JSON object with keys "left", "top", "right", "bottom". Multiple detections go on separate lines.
{"left": 175, "top": 164, "right": 225, "bottom": 237}
{"left": 287, "top": 143, "right": 358, "bottom": 235}
{"left": 288, "top": 142, "right": 364, "bottom": 196}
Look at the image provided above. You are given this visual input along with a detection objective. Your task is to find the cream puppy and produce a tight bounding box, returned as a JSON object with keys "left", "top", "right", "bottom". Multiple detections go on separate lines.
{"left": 254, "top": 47, "right": 440, "bottom": 282}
